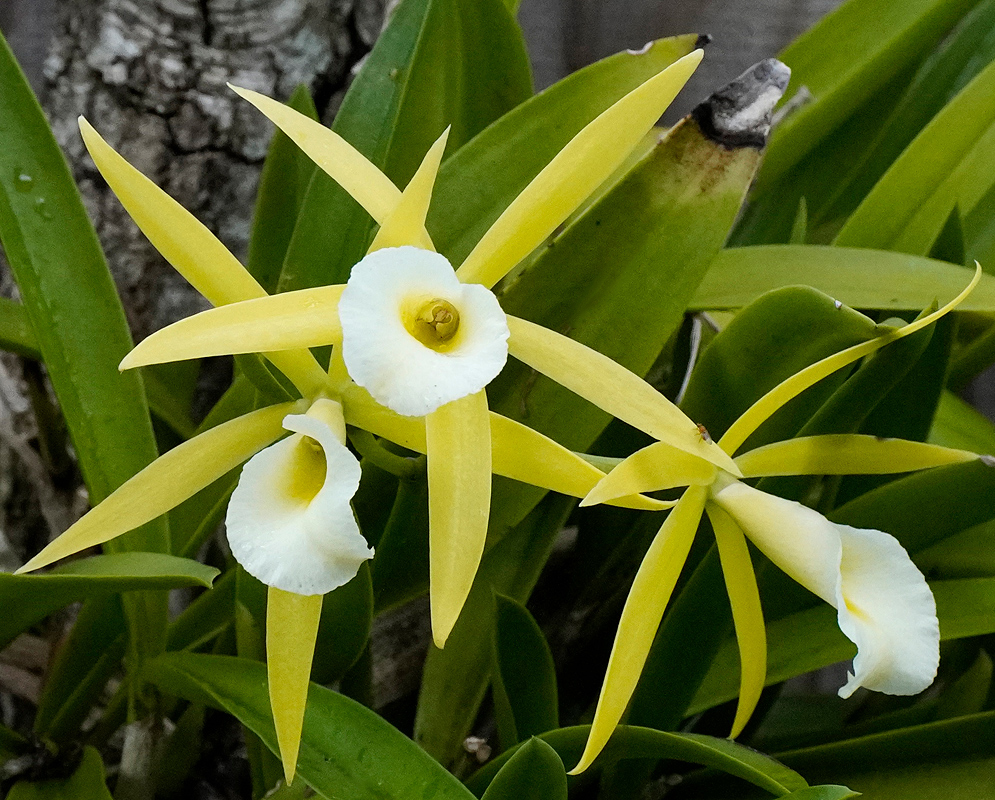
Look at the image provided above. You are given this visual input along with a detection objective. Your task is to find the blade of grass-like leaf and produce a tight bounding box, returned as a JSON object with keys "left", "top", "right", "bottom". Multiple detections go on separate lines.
{"left": 836, "top": 57, "right": 995, "bottom": 254}
{"left": 481, "top": 738, "right": 566, "bottom": 800}
{"left": 147, "top": 652, "right": 477, "bottom": 800}
{"left": 694, "top": 246, "right": 995, "bottom": 311}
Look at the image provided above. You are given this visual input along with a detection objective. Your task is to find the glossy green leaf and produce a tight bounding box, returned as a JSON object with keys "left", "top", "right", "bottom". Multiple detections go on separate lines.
{"left": 836, "top": 56, "right": 995, "bottom": 254}
{"left": 0, "top": 296, "right": 40, "bottom": 357}
{"left": 8, "top": 747, "right": 111, "bottom": 800}
{"left": 929, "top": 391, "right": 995, "bottom": 452}
{"left": 492, "top": 595, "right": 558, "bottom": 749}
{"left": 247, "top": 85, "right": 319, "bottom": 294}
{"left": 690, "top": 576, "right": 995, "bottom": 714}
{"left": 778, "top": 711, "right": 995, "bottom": 798}
{"left": 682, "top": 286, "right": 878, "bottom": 447}
{"left": 146, "top": 651, "right": 477, "bottom": 800}
{"left": 167, "top": 568, "right": 237, "bottom": 652}
{"left": 278, "top": 0, "right": 532, "bottom": 292}
{"left": 481, "top": 738, "right": 567, "bottom": 800}
{"left": 371, "top": 470, "right": 430, "bottom": 611}
{"left": 784, "top": 788, "right": 860, "bottom": 800}
{"left": 466, "top": 726, "right": 808, "bottom": 797}
{"left": 311, "top": 565, "right": 373, "bottom": 685}
{"left": 694, "top": 246, "right": 995, "bottom": 312}
{"left": 0, "top": 553, "right": 217, "bottom": 651}
{"left": 415, "top": 494, "right": 575, "bottom": 767}
{"left": 759, "top": 0, "right": 979, "bottom": 187}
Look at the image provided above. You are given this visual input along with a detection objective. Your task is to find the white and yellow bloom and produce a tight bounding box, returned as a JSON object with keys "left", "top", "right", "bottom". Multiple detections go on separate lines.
{"left": 17, "top": 51, "right": 716, "bottom": 781}
{"left": 569, "top": 270, "right": 981, "bottom": 773}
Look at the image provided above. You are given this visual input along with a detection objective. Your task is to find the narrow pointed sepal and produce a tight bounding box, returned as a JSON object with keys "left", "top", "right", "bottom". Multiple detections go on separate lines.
{"left": 507, "top": 316, "right": 740, "bottom": 475}
{"left": 368, "top": 128, "right": 448, "bottom": 252}
{"left": 710, "top": 480, "right": 939, "bottom": 699}
{"left": 230, "top": 85, "right": 400, "bottom": 223}
{"left": 266, "top": 587, "right": 323, "bottom": 785}
{"left": 720, "top": 265, "right": 981, "bottom": 456}
{"left": 121, "top": 286, "right": 346, "bottom": 369}
{"left": 17, "top": 402, "right": 301, "bottom": 574}
{"left": 706, "top": 503, "right": 766, "bottom": 738}
{"left": 581, "top": 440, "right": 718, "bottom": 507}
{"left": 426, "top": 391, "right": 492, "bottom": 648}
{"left": 457, "top": 50, "right": 703, "bottom": 289}
{"left": 571, "top": 486, "right": 707, "bottom": 774}
{"left": 735, "top": 434, "right": 978, "bottom": 478}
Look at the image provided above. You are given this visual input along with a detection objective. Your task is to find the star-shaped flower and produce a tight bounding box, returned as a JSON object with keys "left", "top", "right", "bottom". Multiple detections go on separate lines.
{"left": 567, "top": 270, "right": 982, "bottom": 773}
{"left": 16, "top": 53, "right": 719, "bottom": 781}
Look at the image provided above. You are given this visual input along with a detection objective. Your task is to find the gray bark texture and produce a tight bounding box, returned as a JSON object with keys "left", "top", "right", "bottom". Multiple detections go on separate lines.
{"left": 43, "top": 0, "right": 384, "bottom": 339}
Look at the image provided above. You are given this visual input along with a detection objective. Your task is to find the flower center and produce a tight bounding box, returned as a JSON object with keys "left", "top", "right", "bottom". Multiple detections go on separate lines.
{"left": 412, "top": 298, "right": 461, "bottom": 347}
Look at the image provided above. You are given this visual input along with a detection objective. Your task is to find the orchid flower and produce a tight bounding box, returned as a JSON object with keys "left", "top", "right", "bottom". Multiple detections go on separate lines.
{"left": 113, "top": 53, "right": 745, "bottom": 640}
{"left": 14, "top": 55, "right": 721, "bottom": 780}
{"left": 568, "top": 268, "right": 983, "bottom": 774}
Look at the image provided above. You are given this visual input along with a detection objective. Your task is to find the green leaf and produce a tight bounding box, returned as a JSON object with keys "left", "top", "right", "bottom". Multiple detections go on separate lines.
{"left": 8, "top": 747, "right": 112, "bottom": 800}
{"left": 681, "top": 286, "right": 879, "bottom": 447}
{"left": 247, "top": 85, "right": 319, "bottom": 294}
{"left": 146, "top": 651, "right": 476, "bottom": 800}
{"left": 929, "top": 391, "right": 995, "bottom": 452}
{"left": 778, "top": 711, "right": 995, "bottom": 797}
{"left": 311, "top": 564, "right": 373, "bottom": 685}
{"left": 492, "top": 595, "right": 558, "bottom": 750}
{"left": 465, "top": 726, "right": 808, "bottom": 797}
{"left": 278, "top": 0, "right": 532, "bottom": 292}
{"left": 836, "top": 56, "right": 995, "bottom": 254}
{"left": 481, "top": 738, "right": 567, "bottom": 800}
{"left": 33, "top": 595, "right": 126, "bottom": 741}
{"left": 0, "top": 553, "right": 217, "bottom": 651}
{"left": 759, "top": 0, "right": 979, "bottom": 187}
{"left": 0, "top": 32, "right": 164, "bottom": 543}
{"left": 690, "top": 576, "right": 995, "bottom": 714}
{"left": 694, "top": 246, "right": 995, "bottom": 312}
{"left": 167, "top": 568, "right": 237, "bottom": 652}
{"left": 0, "top": 296, "right": 40, "bottom": 357}
{"left": 784, "top": 788, "right": 860, "bottom": 800}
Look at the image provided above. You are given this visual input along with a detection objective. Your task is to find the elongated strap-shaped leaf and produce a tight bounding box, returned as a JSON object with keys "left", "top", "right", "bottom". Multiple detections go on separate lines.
{"left": 719, "top": 265, "right": 981, "bottom": 456}
{"left": 426, "top": 391, "right": 492, "bottom": 647}
{"left": 79, "top": 119, "right": 328, "bottom": 398}
{"left": 266, "top": 587, "right": 323, "bottom": 785}
{"left": 368, "top": 128, "right": 448, "bottom": 252}
{"left": 506, "top": 316, "right": 740, "bottom": 475}
{"left": 120, "top": 286, "right": 346, "bottom": 368}
{"left": 581, "top": 441, "right": 718, "bottom": 507}
{"left": 706, "top": 503, "right": 766, "bottom": 739}
{"left": 736, "top": 435, "right": 979, "bottom": 478}
{"left": 17, "top": 402, "right": 301, "bottom": 573}
{"left": 339, "top": 384, "right": 668, "bottom": 511}
{"left": 571, "top": 486, "right": 707, "bottom": 774}
{"left": 455, "top": 50, "right": 703, "bottom": 289}
{"left": 231, "top": 85, "right": 401, "bottom": 223}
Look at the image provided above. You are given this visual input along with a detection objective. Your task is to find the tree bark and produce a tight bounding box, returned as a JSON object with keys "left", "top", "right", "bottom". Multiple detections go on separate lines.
{"left": 43, "top": 0, "right": 384, "bottom": 339}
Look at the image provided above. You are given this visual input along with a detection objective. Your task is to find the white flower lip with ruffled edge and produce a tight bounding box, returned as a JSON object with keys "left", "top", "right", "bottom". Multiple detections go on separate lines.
{"left": 338, "top": 246, "right": 510, "bottom": 417}
{"left": 226, "top": 410, "right": 373, "bottom": 596}
{"left": 710, "top": 479, "right": 940, "bottom": 697}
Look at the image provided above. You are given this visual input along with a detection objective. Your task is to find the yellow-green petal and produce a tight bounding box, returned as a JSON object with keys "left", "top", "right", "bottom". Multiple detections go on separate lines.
{"left": 230, "top": 85, "right": 400, "bottom": 223}
{"left": 79, "top": 117, "right": 328, "bottom": 398}
{"left": 368, "top": 128, "right": 448, "bottom": 252}
{"left": 426, "top": 391, "right": 491, "bottom": 648}
{"left": 340, "top": 383, "right": 670, "bottom": 511}
{"left": 266, "top": 586, "right": 323, "bottom": 785}
{"left": 456, "top": 49, "right": 703, "bottom": 289}
{"left": 735, "top": 434, "right": 979, "bottom": 479}
{"left": 506, "top": 316, "right": 741, "bottom": 475}
{"left": 581, "top": 440, "right": 717, "bottom": 507}
{"left": 706, "top": 502, "right": 765, "bottom": 739}
{"left": 17, "top": 401, "right": 301, "bottom": 573}
{"left": 571, "top": 485, "right": 707, "bottom": 775}
{"left": 719, "top": 265, "right": 982, "bottom": 456}
{"left": 121, "top": 286, "right": 346, "bottom": 369}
